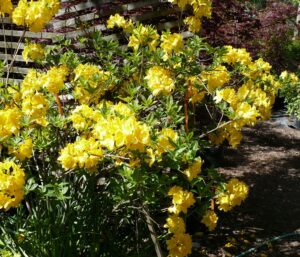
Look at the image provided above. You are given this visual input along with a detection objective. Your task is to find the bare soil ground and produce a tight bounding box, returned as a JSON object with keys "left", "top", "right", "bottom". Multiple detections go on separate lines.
{"left": 193, "top": 118, "right": 300, "bottom": 257}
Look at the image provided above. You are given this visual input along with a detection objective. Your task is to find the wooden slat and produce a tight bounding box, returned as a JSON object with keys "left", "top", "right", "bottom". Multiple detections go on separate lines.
{"left": 0, "top": 0, "right": 181, "bottom": 81}
{"left": 52, "top": 0, "right": 161, "bottom": 29}
{"left": 0, "top": 41, "right": 24, "bottom": 49}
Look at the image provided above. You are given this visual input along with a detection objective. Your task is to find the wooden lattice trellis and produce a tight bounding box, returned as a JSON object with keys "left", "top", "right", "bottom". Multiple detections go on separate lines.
{"left": 0, "top": 0, "right": 190, "bottom": 84}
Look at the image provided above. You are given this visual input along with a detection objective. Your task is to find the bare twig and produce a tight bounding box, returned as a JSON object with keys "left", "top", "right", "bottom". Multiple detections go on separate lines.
{"left": 142, "top": 206, "right": 164, "bottom": 257}
{"left": 5, "top": 29, "right": 26, "bottom": 86}
{"left": 199, "top": 119, "right": 234, "bottom": 139}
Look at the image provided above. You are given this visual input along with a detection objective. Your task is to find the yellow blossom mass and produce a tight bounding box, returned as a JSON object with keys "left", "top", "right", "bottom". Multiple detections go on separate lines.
{"left": 0, "top": 161, "right": 25, "bottom": 211}
{"left": 128, "top": 24, "right": 159, "bottom": 51}
{"left": 160, "top": 32, "right": 184, "bottom": 60}
{"left": 41, "top": 65, "right": 68, "bottom": 94}
{"left": 12, "top": 0, "right": 60, "bottom": 32}
{"left": 22, "top": 43, "right": 45, "bottom": 63}
{"left": 201, "top": 65, "right": 230, "bottom": 93}
{"left": 184, "top": 16, "right": 202, "bottom": 33}
{"left": 106, "top": 13, "right": 134, "bottom": 33}
{"left": 168, "top": 186, "right": 196, "bottom": 214}
{"left": 166, "top": 233, "right": 192, "bottom": 257}
{"left": 58, "top": 137, "right": 103, "bottom": 170}
{"left": 0, "top": 0, "right": 13, "bottom": 16}
{"left": 164, "top": 215, "right": 186, "bottom": 234}
{"left": 201, "top": 210, "right": 218, "bottom": 231}
{"left": 145, "top": 66, "right": 175, "bottom": 96}
{"left": 216, "top": 178, "right": 249, "bottom": 212}
{"left": 183, "top": 158, "right": 202, "bottom": 181}
{"left": 9, "top": 139, "right": 33, "bottom": 161}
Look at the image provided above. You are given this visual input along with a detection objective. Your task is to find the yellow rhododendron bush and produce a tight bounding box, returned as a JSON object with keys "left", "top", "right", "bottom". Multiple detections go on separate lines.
{"left": 0, "top": 0, "right": 283, "bottom": 256}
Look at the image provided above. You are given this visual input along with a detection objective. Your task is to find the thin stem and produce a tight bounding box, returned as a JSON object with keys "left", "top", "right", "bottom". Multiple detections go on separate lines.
{"left": 199, "top": 119, "right": 234, "bottom": 139}
{"left": 5, "top": 29, "right": 26, "bottom": 86}
{"left": 142, "top": 206, "right": 164, "bottom": 257}
{"left": 54, "top": 93, "right": 64, "bottom": 116}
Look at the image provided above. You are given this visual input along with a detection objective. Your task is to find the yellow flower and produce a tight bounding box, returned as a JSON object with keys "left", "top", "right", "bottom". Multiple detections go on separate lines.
{"left": 22, "top": 93, "right": 49, "bottom": 126}
{"left": 156, "top": 128, "right": 178, "bottom": 155}
{"left": 12, "top": 0, "right": 60, "bottom": 32}
{"left": 166, "top": 233, "right": 192, "bottom": 257}
{"left": 234, "top": 102, "right": 259, "bottom": 122}
{"left": 41, "top": 65, "right": 68, "bottom": 94}
{"left": 216, "top": 178, "right": 249, "bottom": 212}
{"left": 160, "top": 32, "right": 184, "bottom": 60}
{"left": 164, "top": 214, "right": 186, "bottom": 234}
{"left": 145, "top": 66, "right": 175, "bottom": 96}
{"left": 128, "top": 24, "right": 159, "bottom": 51}
{"left": 222, "top": 46, "right": 252, "bottom": 65}
{"left": 22, "top": 43, "right": 44, "bottom": 63}
{"left": 9, "top": 139, "right": 33, "bottom": 161}
{"left": 184, "top": 16, "right": 202, "bottom": 33}
{"left": 58, "top": 137, "right": 103, "bottom": 170}
{"left": 21, "top": 69, "right": 43, "bottom": 98}
{"left": 183, "top": 158, "right": 202, "bottom": 181}
{"left": 192, "top": 0, "right": 212, "bottom": 18}
{"left": 0, "top": 108, "right": 22, "bottom": 139}
{"left": 0, "top": 0, "right": 13, "bottom": 16}
{"left": 106, "top": 14, "right": 134, "bottom": 33}
{"left": 0, "top": 161, "right": 25, "bottom": 211}
{"left": 201, "top": 65, "right": 230, "bottom": 93}
{"left": 168, "top": 186, "right": 196, "bottom": 214}
{"left": 70, "top": 104, "right": 101, "bottom": 131}
{"left": 201, "top": 210, "right": 218, "bottom": 231}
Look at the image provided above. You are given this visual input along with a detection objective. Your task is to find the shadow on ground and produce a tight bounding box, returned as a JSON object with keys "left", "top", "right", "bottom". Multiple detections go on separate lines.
{"left": 192, "top": 120, "right": 300, "bottom": 257}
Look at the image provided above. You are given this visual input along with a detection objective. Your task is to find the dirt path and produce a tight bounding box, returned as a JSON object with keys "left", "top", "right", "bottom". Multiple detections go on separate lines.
{"left": 194, "top": 118, "right": 300, "bottom": 257}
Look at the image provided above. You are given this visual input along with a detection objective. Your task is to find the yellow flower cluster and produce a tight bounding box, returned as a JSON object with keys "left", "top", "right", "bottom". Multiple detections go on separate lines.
{"left": 168, "top": 186, "right": 196, "bottom": 214}
{"left": 0, "top": 0, "right": 13, "bottom": 16}
{"left": 58, "top": 137, "right": 103, "bottom": 170}
{"left": 160, "top": 32, "right": 184, "bottom": 60}
{"left": 168, "top": 0, "right": 212, "bottom": 33}
{"left": 0, "top": 161, "right": 25, "bottom": 211}
{"left": 21, "top": 69, "right": 42, "bottom": 98}
{"left": 22, "top": 93, "right": 49, "bottom": 126}
{"left": 201, "top": 209, "right": 218, "bottom": 231}
{"left": 60, "top": 102, "right": 152, "bottom": 170}
{"left": 19, "top": 66, "right": 68, "bottom": 125}
{"left": 165, "top": 213, "right": 192, "bottom": 257}
{"left": 156, "top": 128, "right": 178, "bottom": 156}
{"left": 0, "top": 108, "right": 22, "bottom": 139}
{"left": 74, "top": 63, "right": 111, "bottom": 104}
{"left": 69, "top": 104, "right": 101, "bottom": 131}
{"left": 8, "top": 139, "right": 33, "bottom": 161}
{"left": 183, "top": 158, "right": 202, "bottom": 181}
{"left": 222, "top": 45, "right": 252, "bottom": 65}
{"left": 216, "top": 178, "right": 249, "bottom": 212}
{"left": 106, "top": 13, "right": 134, "bottom": 33}
{"left": 128, "top": 24, "right": 160, "bottom": 52}
{"left": 92, "top": 111, "right": 151, "bottom": 152}
{"left": 165, "top": 214, "right": 186, "bottom": 234}
{"left": 183, "top": 16, "right": 202, "bottom": 34}
{"left": 166, "top": 232, "right": 192, "bottom": 257}
{"left": 208, "top": 47, "right": 281, "bottom": 148}
{"left": 12, "top": 0, "right": 60, "bottom": 32}
{"left": 201, "top": 65, "right": 230, "bottom": 93}
{"left": 22, "top": 43, "right": 45, "bottom": 63}
{"left": 41, "top": 65, "right": 68, "bottom": 94}
{"left": 145, "top": 66, "right": 175, "bottom": 96}
{"left": 108, "top": 14, "right": 159, "bottom": 51}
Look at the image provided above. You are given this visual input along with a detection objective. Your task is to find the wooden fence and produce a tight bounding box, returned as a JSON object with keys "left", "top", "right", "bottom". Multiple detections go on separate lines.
{"left": 0, "top": 0, "right": 189, "bottom": 83}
